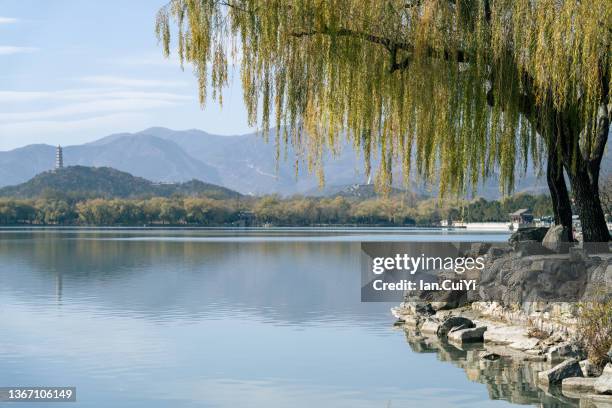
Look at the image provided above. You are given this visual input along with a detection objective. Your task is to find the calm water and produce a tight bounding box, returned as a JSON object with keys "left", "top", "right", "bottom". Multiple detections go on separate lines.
{"left": 0, "top": 228, "right": 571, "bottom": 408}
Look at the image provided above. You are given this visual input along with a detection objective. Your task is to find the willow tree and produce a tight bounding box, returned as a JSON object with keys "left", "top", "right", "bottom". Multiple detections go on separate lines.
{"left": 156, "top": 0, "right": 611, "bottom": 242}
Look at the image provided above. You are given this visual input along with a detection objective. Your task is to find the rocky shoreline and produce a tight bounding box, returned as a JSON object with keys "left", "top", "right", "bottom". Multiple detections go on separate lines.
{"left": 391, "top": 227, "right": 612, "bottom": 406}
{"left": 392, "top": 303, "right": 612, "bottom": 406}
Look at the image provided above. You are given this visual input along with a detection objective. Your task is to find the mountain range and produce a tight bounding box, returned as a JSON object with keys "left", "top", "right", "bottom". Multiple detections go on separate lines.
{"left": 1, "top": 127, "right": 606, "bottom": 198}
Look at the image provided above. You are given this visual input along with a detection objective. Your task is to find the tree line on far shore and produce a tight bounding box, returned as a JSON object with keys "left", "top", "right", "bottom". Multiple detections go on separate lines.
{"left": 0, "top": 193, "right": 555, "bottom": 227}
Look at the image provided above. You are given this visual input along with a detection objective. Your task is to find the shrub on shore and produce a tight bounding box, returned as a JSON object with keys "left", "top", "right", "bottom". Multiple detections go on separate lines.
{"left": 578, "top": 298, "right": 612, "bottom": 367}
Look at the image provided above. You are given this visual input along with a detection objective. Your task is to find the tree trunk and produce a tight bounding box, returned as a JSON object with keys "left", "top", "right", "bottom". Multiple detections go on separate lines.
{"left": 546, "top": 149, "right": 574, "bottom": 241}
{"left": 568, "top": 166, "right": 610, "bottom": 243}
{"left": 563, "top": 103, "right": 611, "bottom": 244}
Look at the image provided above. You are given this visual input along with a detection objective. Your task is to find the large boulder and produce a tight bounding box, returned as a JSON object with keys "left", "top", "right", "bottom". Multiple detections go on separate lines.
{"left": 484, "top": 325, "right": 540, "bottom": 351}
{"left": 594, "top": 363, "right": 612, "bottom": 395}
{"left": 542, "top": 225, "right": 572, "bottom": 253}
{"left": 537, "top": 358, "right": 583, "bottom": 385}
{"left": 448, "top": 326, "right": 487, "bottom": 344}
{"left": 561, "top": 377, "right": 596, "bottom": 393}
{"left": 509, "top": 227, "right": 549, "bottom": 244}
{"left": 436, "top": 316, "right": 475, "bottom": 338}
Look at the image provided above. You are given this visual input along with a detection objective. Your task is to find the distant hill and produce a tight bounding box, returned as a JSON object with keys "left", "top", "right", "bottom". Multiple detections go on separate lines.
{"left": 0, "top": 127, "right": 608, "bottom": 198}
{"left": 0, "top": 134, "right": 221, "bottom": 188}
{"left": 0, "top": 166, "right": 242, "bottom": 200}
{"left": 93, "top": 127, "right": 371, "bottom": 196}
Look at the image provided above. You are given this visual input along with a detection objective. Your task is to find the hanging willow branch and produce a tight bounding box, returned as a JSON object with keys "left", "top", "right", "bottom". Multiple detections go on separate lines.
{"left": 156, "top": 0, "right": 611, "bottom": 197}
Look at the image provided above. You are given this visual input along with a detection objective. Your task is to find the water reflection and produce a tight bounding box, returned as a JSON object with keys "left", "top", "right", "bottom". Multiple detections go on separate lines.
{"left": 401, "top": 327, "right": 612, "bottom": 408}
{"left": 0, "top": 229, "right": 553, "bottom": 408}
{"left": 0, "top": 232, "right": 387, "bottom": 325}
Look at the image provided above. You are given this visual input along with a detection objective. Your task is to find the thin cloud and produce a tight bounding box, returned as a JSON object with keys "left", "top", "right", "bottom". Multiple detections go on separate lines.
{"left": 0, "top": 46, "right": 38, "bottom": 55}
{"left": 0, "top": 17, "right": 18, "bottom": 24}
{"left": 0, "top": 89, "right": 192, "bottom": 103}
{"left": 0, "top": 86, "right": 193, "bottom": 149}
{"left": 0, "top": 112, "right": 151, "bottom": 150}
{"left": 79, "top": 75, "right": 187, "bottom": 88}
{"left": 0, "top": 99, "right": 181, "bottom": 123}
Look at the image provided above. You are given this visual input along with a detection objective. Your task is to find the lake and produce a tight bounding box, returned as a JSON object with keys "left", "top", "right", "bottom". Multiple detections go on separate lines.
{"left": 0, "top": 228, "right": 578, "bottom": 407}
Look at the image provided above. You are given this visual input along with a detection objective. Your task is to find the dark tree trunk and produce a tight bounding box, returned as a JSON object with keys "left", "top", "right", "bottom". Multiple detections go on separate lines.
{"left": 569, "top": 166, "right": 610, "bottom": 243}
{"left": 562, "top": 103, "right": 611, "bottom": 244}
{"left": 491, "top": 62, "right": 609, "bottom": 243}
{"left": 546, "top": 149, "right": 573, "bottom": 241}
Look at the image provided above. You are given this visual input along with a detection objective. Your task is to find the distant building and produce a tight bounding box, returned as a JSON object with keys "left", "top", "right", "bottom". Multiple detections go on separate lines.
{"left": 55, "top": 145, "right": 63, "bottom": 170}
{"left": 509, "top": 209, "right": 533, "bottom": 230}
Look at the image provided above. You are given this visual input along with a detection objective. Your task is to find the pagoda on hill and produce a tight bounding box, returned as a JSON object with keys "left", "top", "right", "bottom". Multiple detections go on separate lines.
{"left": 55, "top": 145, "right": 63, "bottom": 170}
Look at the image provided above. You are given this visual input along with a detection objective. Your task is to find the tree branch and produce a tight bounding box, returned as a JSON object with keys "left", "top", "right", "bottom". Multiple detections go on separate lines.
{"left": 291, "top": 26, "right": 468, "bottom": 73}
{"left": 390, "top": 55, "right": 411, "bottom": 72}
{"left": 291, "top": 27, "right": 413, "bottom": 53}
{"left": 218, "top": 0, "right": 256, "bottom": 14}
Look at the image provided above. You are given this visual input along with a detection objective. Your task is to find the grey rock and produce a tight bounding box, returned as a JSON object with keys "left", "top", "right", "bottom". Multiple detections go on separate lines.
{"left": 448, "top": 326, "right": 487, "bottom": 344}
{"left": 484, "top": 325, "right": 541, "bottom": 351}
{"left": 436, "top": 316, "right": 476, "bottom": 338}
{"left": 391, "top": 302, "right": 435, "bottom": 319}
{"left": 414, "top": 303, "right": 436, "bottom": 316}
{"left": 515, "top": 240, "right": 556, "bottom": 256}
{"left": 569, "top": 246, "right": 588, "bottom": 262}
{"left": 416, "top": 285, "right": 469, "bottom": 311}
{"left": 547, "top": 342, "right": 582, "bottom": 363}
{"left": 429, "top": 290, "right": 468, "bottom": 310}
{"left": 477, "top": 250, "right": 600, "bottom": 304}
{"left": 420, "top": 319, "right": 441, "bottom": 334}
{"left": 509, "top": 227, "right": 549, "bottom": 244}
{"left": 543, "top": 332, "right": 565, "bottom": 346}
{"left": 580, "top": 359, "right": 604, "bottom": 377}
{"left": 395, "top": 302, "right": 436, "bottom": 317}
{"left": 594, "top": 363, "right": 612, "bottom": 395}
{"left": 468, "top": 242, "right": 492, "bottom": 257}
{"left": 399, "top": 315, "right": 420, "bottom": 327}
{"left": 487, "top": 246, "right": 507, "bottom": 259}
{"left": 542, "top": 225, "right": 572, "bottom": 253}
{"left": 537, "top": 358, "right": 583, "bottom": 385}
{"left": 561, "top": 376, "right": 596, "bottom": 393}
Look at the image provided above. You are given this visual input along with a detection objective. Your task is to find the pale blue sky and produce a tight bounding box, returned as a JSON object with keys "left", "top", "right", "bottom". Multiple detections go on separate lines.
{"left": 0, "top": 0, "right": 255, "bottom": 151}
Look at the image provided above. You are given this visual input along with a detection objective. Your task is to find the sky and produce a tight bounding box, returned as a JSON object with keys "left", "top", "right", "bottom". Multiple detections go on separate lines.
{"left": 0, "top": 0, "right": 255, "bottom": 151}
